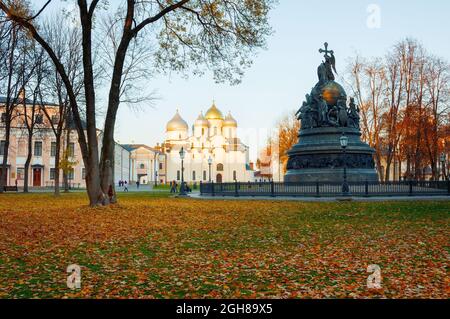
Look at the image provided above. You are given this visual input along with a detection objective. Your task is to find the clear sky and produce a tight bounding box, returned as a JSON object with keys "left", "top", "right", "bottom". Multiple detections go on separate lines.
{"left": 32, "top": 0, "right": 450, "bottom": 160}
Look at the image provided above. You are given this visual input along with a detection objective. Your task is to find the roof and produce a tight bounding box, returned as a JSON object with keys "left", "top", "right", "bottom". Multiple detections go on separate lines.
{"left": 166, "top": 110, "right": 188, "bottom": 132}
{"left": 205, "top": 102, "right": 224, "bottom": 120}
{"left": 121, "top": 144, "right": 158, "bottom": 153}
{"left": 0, "top": 96, "right": 59, "bottom": 107}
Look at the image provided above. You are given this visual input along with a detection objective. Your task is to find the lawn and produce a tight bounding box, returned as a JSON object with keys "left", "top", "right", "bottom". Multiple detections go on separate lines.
{"left": 0, "top": 192, "right": 448, "bottom": 299}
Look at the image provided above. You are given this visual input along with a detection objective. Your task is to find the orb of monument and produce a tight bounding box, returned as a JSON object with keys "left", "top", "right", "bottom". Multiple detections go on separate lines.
{"left": 321, "top": 81, "right": 346, "bottom": 106}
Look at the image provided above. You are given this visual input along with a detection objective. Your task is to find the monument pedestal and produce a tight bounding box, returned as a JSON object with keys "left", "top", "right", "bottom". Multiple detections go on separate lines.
{"left": 285, "top": 127, "right": 378, "bottom": 183}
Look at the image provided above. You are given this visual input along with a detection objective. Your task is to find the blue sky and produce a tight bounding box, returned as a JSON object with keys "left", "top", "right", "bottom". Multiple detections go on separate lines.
{"left": 32, "top": 0, "right": 450, "bottom": 160}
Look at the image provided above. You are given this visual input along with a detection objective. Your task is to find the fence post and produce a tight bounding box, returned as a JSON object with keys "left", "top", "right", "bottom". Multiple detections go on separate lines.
{"left": 234, "top": 180, "right": 239, "bottom": 197}
{"left": 270, "top": 181, "right": 275, "bottom": 197}
{"left": 200, "top": 181, "right": 203, "bottom": 195}
{"left": 211, "top": 181, "right": 215, "bottom": 197}
{"left": 315, "top": 181, "right": 320, "bottom": 197}
{"left": 409, "top": 180, "right": 413, "bottom": 196}
{"left": 365, "top": 180, "right": 369, "bottom": 197}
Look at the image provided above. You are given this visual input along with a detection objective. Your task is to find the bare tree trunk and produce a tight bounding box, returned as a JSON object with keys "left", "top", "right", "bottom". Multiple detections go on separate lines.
{"left": 54, "top": 131, "right": 61, "bottom": 196}
{"left": 0, "top": 119, "right": 11, "bottom": 190}
{"left": 78, "top": 0, "right": 104, "bottom": 206}
{"left": 23, "top": 132, "right": 32, "bottom": 192}
{"left": 63, "top": 129, "right": 68, "bottom": 192}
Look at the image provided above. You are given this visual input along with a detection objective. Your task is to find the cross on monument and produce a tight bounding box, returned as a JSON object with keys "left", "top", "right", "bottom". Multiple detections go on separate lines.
{"left": 319, "top": 42, "right": 334, "bottom": 58}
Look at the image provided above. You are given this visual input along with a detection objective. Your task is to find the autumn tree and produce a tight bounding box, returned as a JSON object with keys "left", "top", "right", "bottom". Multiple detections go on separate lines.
{"left": 40, "top": 16, "right": 84, "bottom": 196}
{"left": 345, "top": 38, "right": 450, "bottom": 181}
{"left": 259, "top": 111, "right": 299, "bottom": 178}
{"left": 21, "top": 46, "right": 47, "bottom": 192}
{"left": 0, "top": 0, "right": 275, "bottom": 206}
{"left": 0, "top": 0, "right": 34, "bottom": 191}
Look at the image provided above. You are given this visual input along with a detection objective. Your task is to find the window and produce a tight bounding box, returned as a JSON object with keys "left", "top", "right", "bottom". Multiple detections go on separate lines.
{"left": 1, "top": 113, "right": 6, "bottom": 123}
{"left": 67, "top": 168, "right": 74, "bottom": 180}
{"left": 51, "top": 115, "right": 59, "bottom": 125}
{"left": 50, "top": 168, "right": 56, "bottom": 180}
{"left": 177, "top": 170, "right": 180, "bottom": 181}
{"left": 34, "top": 141, "right": 42, "bottom": 156}
{"left": 0, "top": 140, "right": 5, "bottom": 156}
{"left": 233, "top": 170, "right": 237, "bottom": 181}
{"left": 50, "top": 142, "right": 57, "bottom": 157}
{"left": 202, "top": 128, "right": 205, "bottom": 135}
{"left": 35, "top": 114, "right": 43, "bottom": 124}
{"left": 159, "top": 163, "right": 163, "bottom": 170}
{"left": 68, "top": 143, "right": 75, "bottom": 157}
{"left": 17, "top": 168, "right": 25, "bottom": 180}
{"left": 82, "top": 168, "right": 86, "bottom": 179}
{"left": 214, "top": 127, "right": 217, "bottom": 135}
{"left": 140, "top": 163, "right": 145, "bottom": 169}
{"left": 203, "top": 170, "right": 207, "bottom": 181}
{"left": 217, "top": 163, "right": 224, "bottom": 171}
{"left": 192, "top": 171, "right": 196, "bottom": 181}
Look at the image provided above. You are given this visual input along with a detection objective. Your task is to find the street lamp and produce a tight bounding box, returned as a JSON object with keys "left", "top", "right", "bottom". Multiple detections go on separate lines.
{"left": 440, "top": 152, "right": 447, "bottom": 181}
{"left": 208, "top": 156, "right": 213, "bottom": 182}
{"left": 340, "top": 132, "right": 350, "bottom": 196}
{"left": 179, "top": 147, "right": 187, "bottom": 196}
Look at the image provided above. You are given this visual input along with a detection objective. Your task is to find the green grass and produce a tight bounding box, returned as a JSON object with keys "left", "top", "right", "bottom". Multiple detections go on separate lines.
{"left": 0, "top": 193, "right": 448, "bottom": 299}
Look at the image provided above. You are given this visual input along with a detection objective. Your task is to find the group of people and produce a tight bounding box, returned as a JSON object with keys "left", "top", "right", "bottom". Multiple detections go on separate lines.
{"left": 169, "top": 180, "right": 192, "bottom": 193}
{"left": 118, "top": 180, "right": 129, "bottom": 192}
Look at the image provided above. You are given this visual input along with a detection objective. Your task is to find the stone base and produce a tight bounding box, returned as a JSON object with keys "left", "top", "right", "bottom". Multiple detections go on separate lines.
{"left": 284, "top": 168, "right": 379, "bottom": 183}
{"left": 285, "top": 127, "right": 379, "bottom": 183}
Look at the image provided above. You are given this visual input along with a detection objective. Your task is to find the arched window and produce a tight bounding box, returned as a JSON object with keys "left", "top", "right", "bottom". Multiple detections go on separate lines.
{"left": 233, "top": 170, "right": 237, "bottom": 181}
{"left": 140, "top": 163, "right": 145, "bottom": 169}
{"left": 217, "top": 163, "right": 224, "bottom": 171}
{"left": 192, "top": 171, "right": 196, "bottom": 181}
{"left": 202, "top": 128, "right": 205, "bottom": 135}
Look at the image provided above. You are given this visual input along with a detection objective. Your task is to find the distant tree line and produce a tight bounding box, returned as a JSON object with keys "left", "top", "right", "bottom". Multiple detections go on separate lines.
{"left": 345, "top": 38, "right": 450, "bottom": 181}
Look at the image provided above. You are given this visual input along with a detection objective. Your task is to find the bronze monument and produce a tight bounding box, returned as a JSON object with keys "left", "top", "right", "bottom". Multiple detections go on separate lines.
{"left": 285, "top": 43, "right": 378, "bottom": 182}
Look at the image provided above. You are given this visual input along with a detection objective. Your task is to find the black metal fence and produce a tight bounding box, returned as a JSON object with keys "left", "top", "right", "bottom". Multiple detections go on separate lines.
{"left": 199, "top": 180, "right": 450, "bottom": 197}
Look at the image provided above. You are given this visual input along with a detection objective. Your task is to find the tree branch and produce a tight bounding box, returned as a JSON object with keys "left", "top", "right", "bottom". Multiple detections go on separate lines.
{"left": 131, "top": 0, "right": 190, "bottom": 36}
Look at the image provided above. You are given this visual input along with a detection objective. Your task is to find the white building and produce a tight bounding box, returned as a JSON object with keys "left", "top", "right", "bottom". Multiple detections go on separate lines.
{"left": 121, "top": 144, "right": 165, "bottom": 185}
{"left": 164, "top": 102, "right": 254, "bottom": 183}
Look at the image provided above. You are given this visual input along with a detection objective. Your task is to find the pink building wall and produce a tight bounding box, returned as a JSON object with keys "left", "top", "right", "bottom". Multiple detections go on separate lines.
{"left": 1, "top": 105, "right": 87, "bottom": 188}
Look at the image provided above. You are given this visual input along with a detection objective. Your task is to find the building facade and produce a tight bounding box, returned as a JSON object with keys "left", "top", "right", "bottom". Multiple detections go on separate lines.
{"left": 162, "top": 102, "right": 254, "bottom": 184}
{"left": 1, "top": 98, "right": 130, "bottom": 188}
{"left": 121, "top": 144, "right": 166, "bottom": 185}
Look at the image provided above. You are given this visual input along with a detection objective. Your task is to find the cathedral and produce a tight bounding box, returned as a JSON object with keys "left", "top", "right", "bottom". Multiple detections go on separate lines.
{"left": 163, "top": 102, "right": 254, "bottom": 183}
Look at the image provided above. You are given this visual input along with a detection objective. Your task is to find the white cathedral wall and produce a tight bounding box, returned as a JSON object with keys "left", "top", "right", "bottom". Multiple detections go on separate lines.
{"left": 167, "top": 130, "right": 188, "bottom": 141}
{"left": 165, "top": 147, "right": 252, "bottom": 183}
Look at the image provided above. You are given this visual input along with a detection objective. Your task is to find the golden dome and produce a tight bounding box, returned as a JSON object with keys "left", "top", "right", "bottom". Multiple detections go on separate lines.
{"left": 195, "top": 112, "right": 209, "bottom": 126}
{"left": 223, "top": 112, "right": 237, "bottom": 127}
{"left": 205, "top": 102, "right": 224, "bottom": 120}
{"left": 166, "top": 110, "right": 188, "bottom": 132}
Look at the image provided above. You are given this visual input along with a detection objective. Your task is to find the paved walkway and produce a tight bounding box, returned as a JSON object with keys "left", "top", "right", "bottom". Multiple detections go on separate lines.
{"left": 189, "top": 192, "right": 450, "bottom": 202}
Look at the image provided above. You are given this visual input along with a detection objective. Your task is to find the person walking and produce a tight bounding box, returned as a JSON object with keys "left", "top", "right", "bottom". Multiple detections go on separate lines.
{"left": 124, "top": 180, "right": 128, "bottom": 192}
{"left": 108, "top": 184, "right": 114, "bottom": 202}
{"left": 136, "top": 180, "right": 140, "bottom": 189}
